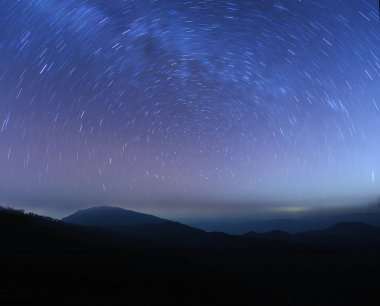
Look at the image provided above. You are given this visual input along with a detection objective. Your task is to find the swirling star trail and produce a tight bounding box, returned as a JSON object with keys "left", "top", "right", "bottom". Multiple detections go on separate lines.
{"left": 0, "top": 0, "right": 379, "bottom": 216}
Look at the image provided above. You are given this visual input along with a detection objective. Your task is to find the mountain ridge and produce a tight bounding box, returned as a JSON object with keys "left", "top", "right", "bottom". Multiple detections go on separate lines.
{"left": 62, "top": 205, "right": 167, "bottom": 227}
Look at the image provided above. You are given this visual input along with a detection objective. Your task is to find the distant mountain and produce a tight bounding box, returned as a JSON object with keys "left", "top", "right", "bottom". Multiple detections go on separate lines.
{"left": 62, "top": 206, "right": 167, "bottom": 227}
{"left": 61, "top": 206, "right": 225, "bottom": 249}
{"left": 307, "top": 222, "right": 380, "bottom": 238}
{"left": 61, "top": 206, "right": 308, "bottom": 251}
{"left": 61, "top": 206, "right": 380, "bottom": 251}
{"left": 190, "top": 212, "right": 380, "bottom": 234}
{"left": 243, "top": 222, "right": 380, "bottom": 251}
{"left": 0, "top": 205, "right": 306, "bottom": 253}
{"left": 190, "top": 218, "right": 324, "bottom": 234}
{"left": 299, "top": 222, "right": 380, "bottom": 251}
{"left": 329, "top": 213, "right": 380, "bottom": 228}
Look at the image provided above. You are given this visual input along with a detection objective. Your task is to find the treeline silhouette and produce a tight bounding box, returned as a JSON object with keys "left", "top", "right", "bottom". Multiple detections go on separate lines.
{"left": 1, "top": 206, "right": 380, "bottom": 305}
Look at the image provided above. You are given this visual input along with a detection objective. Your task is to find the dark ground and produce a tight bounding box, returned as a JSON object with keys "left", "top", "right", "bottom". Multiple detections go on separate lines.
{"left": 1, "top": 207, "right": 380, "bottom": 305}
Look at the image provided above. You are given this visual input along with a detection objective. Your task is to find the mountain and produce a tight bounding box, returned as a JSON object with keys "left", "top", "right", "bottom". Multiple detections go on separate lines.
{"left": 61, "top": 206, "right": 307, "bottom": 251}
{"left": 62, "top": 206, "right": 166, "bottom": 227}
{"left": 243, "top": 222, "right": 380, "bottom": 251}
{"left": 3, "top": 206, "right": 380, "bottom": 305}
{"left": 306, "top": 222, "right": 380, "bottom": 238}
{"left": 61, "top": 206, "right": 234, "bottom": 249}
{"left": 190, "top": 212, "right": 380, "bottom": 234}
{"left": 0, "top": 206, "right": 145, "bottom": 252}
{"left": 190, "top": 218, "right": 326, "bottom": 234}
{"left": 61, "top": 206, "right": 380, "bottom": 251}
{"left": 297, "top": 222, "right": 380, "bottom": 250}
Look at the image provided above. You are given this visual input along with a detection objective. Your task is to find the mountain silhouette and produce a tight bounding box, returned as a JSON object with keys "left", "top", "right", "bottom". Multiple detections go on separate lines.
{"left": 0, "top": 206, "right": 146, "bottom": 252}
{"left": 192, "top": 213, "right": 380, "bottom": 234}
{"left": 62, "top": 206, "right": 166, "bottom": 227}
{"left": 297, "top": 222, "right": 380, "bottom": 250}
{"left": 61, "top": 206, "right": 308, "bottom": 251}
{"left": 61, "top": 206, "right": 232, "bottom": 248}
{"left": 243, "top": 222, "right": 380, "bottom": 251}
{"left": 307, "top": 222, "right": 380, "bottom": 237}
{"left": 3, "top": 206, "right": 380, "bottom": 305}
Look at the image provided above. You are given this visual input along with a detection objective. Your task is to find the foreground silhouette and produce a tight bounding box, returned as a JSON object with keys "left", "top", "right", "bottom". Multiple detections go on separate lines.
{"left": 1, "top": 206, "right": 380, "bottom": 305}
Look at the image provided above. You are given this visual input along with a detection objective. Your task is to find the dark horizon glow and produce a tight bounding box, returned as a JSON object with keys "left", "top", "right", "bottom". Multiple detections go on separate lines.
{"left": 1, "top": 0, "right": 380, "bottom": 218}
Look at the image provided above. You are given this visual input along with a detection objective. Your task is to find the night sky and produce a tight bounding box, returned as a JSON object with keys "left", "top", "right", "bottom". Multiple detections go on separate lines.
{"left": 0, "top": 0, "right": 379, "bottom": 218}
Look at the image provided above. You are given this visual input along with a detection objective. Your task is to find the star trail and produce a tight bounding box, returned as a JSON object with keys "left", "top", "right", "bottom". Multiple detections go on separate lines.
{"left": 0, "top": 0, "right": 380, "bottom": 217}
